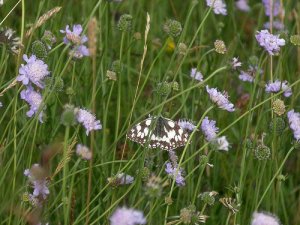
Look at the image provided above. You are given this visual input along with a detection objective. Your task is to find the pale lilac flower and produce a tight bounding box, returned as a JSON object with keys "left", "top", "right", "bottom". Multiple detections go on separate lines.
{"left": 239, "top": 65, "right": 263, "bottom": 83}
{"left": 110, "top": 207, "right": 146, "bottom": 225}
{"left": 190, "top": 68, "right": 203, "bottom": 81}
{"left": 262, "top": 0, "right": 281, "bottom": 17}
{"left": 108, "top": 173, "right": 134, "bottom": 185}
{"left": 231, "top": 57, "right": 242, "bottom": 70}
{"left": 76, "top": 108, "right": 102, "bottom": 135}
{"left": 255, "top": 30, "right": 285, "bottom": 55}
{"left": 165, "top": 162, "right": 185, "bottom": 186}
{"left": 17, "top": 54, "right": 50, "bottom": 88}
{"left": 265, "top": 80, "right": 292, "bottom": 97}
{"left": 215, "top": 136, "right": 229, "bottom": 151}
{"left": 60, "top": 24, "right": 89, "bottom": 58}
{"left": 264, "top": 20, "right": 284, "bottom": 31}
{"left": 177, "top": 119, "right": 196, "bottom": 132}
{"left": 251, "top": 211, "right": 280, "bottom": 225}
{"left": 206, "top": 0, "right": 227, "bottom": 15}
{"left": 201, "top": 117, "right": 219, "bottom": 141}
{"left": 206, "top": 86, "right": 235, "bottom": 112}
{"left": 76, "top": 144, "right": 92, "bottom": 160}
{"left": 236, "top": 0, "right": 250, "bottom": 12}
{"left": 24, "top": 164, "right": 49, "bottom": 200}
{"left": 287, "top": 110, "right": 300, "bottom": 140}
{"left": 20, "top": 86, "right": 44, "bottom": 122}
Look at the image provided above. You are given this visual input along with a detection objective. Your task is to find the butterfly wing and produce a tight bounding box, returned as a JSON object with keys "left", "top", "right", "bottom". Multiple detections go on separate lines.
{"left": 127, "top": 118, "right": 153, "bottom": 145}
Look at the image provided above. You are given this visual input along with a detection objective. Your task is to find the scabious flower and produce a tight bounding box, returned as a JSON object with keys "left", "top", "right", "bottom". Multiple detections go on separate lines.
{"left": 177, "top": 119, "right": 196, "bottom": 132}
{"left": 251, "top": 211, "right": 280, "bottom": 225}
{"left": 206, "top": 86, "right": 235, "bottom": 112}
{"left": 206, "top": 0, "right": 227, "bottom": 15}
{"left": 201, "top": 117, "right": 219, "bottom": 141}
{"left": 110, "top": 207, "right": 146, "bottom": 225}
{"left": 255, "top": 30, "right": 285, "bottom": 55}
{"left": 17, "top": 54, "right": 50, "bottom": 88}
{"left": 264, "top": 20, "right": 284, "bottom": 31}
{"left": 20, "top": 86, "right": 44, "bottom": 122}
{"left": 236, "top": 0, "right": 250, "bottom": 12}
{"left": 165, "top": 162, "right": 185, "bottom": 186}
{"left": 107, "top": 173, "right": 134, "bottom": 187}
{"left": 76, "top": 108, "right": 102, "bottom": 135}
{"left": 231, "top": 57, "right": 242, "bottom": 70}
{"left": 76, "top": 144, "right": 92, "bottom": 160}
{"left": 60, "top": 24, "right": 89, "bottom": 58}
{"left": 24, "top": 164, "right": 49, "bottom": 201}
{"left": 0, "top": 27, "right": 22, "bottom": 54}
{"left": 215, "top": 136, "right": 230, "bottom": 151}
{"left": 262, "top": 0, "right": 281, "bottom": 17}
{"left": 265, "top": 80, "right": 292, "bottom": 97}
{"left": 190, "top": 68, "right": 203, "bottom": 82}
{"left": 239, "top": 65, "right": 263, "bottom": 83}
{"left": 287, "top": 110, "right": 300, "bottom": 141}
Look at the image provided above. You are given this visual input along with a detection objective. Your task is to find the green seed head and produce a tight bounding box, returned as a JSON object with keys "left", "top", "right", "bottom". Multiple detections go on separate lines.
{"left": 117, "top": 14, "right": 133, "bottom": 32}
{"left": 254, "top": 144, "right": 271, "bottom": 160}
{"left": 31, "top": 40, "right": 48, "bottom": 59}
{"left": 163, "top": 19, "right": 182, "bottom": 38}
{"left": 269, "top": 117, "right": 286, "bottom": 135}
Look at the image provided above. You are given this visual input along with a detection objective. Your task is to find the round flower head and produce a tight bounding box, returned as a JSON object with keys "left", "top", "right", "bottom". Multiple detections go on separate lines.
{"left": 231, "top": 57, "right": 242, "bottom": 70}
{"left": 201, "top": 117, "right": 219, "bottom": 141}
{"left": 262, "top": 0, "right": 281, "bottom": 17}
{"left": 255, "top": 30, "right": 285, "bottom": 55}
{"left": 287, "top": 110, "right": 300, "bottom": 141}
{"left": 110, "top": 207, "right": 146, "bottom": 225}
{"left": 165, "top": 162, "right": 185, "bottom": 186}
{"left": 76, "top": 108, "right": 102, "bottom": 135}
{"left": 206, "top": 0, "right": 227, "bottom": 15}
{"left": 17, "top": 54, "right": 50, "bottom": 88}
{"left": 177, "top": 119, "right": 196, "bottom": 132}
{"left": 215, "top": 136, "right": 230, "bottom": 151}
{"left": 251, "top": 211, "right": 280, "bottom": 225}
{"left": 265, "top": 80, "right": 292, "bottom": 97}
{"left": 206, "top": 86, "right": 235, "bottom": 112}
{"left": 190, "top": 68, "right": 203, "bottom": 82}
{"left": 60, "top": 24, "right": 88, "bottom": 45}
{"left": 76, "top": 144, "right": 92, "bottom": 160}
{"left": 236, "top": 0, "right": 250, "bottom": 12}
{"left": 239, "top": 65, "right": 263, "bottom": 83}
{"left": 20, "top": 86, "right": 44, "bottom": 122}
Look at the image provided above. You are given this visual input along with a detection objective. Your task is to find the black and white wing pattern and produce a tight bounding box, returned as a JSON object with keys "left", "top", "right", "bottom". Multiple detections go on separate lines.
{"left": 127, "top": 116, "right": 189, "bottom": 150}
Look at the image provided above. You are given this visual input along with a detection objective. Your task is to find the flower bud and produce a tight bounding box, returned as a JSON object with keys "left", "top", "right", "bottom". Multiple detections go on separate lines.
{"left": 61, "top": 104, "right": 77, "bottom": 126}
{"left": 117, "top": 14, "right": 133, "bottom": 32}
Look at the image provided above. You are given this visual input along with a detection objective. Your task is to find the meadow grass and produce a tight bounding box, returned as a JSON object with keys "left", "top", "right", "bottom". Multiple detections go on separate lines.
{"left": 0, "top": 0, "right": 300, "bottom": 224}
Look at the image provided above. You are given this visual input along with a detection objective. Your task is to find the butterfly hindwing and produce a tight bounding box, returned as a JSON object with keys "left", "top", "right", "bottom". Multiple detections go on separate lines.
{"left": 127, "top": 116, "right": 189, "bottom": 150}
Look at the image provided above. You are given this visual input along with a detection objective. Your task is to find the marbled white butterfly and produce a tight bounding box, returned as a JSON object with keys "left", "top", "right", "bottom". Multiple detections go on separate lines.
{"left": 127, "top": 116, "right": 189, "bottom": 150}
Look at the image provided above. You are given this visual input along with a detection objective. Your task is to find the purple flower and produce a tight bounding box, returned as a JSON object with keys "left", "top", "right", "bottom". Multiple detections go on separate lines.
{"left": 190, "top": 68, "right": 203, "bottom": 81}
{"left": 262, "top": 0, "right": 281, "bottom": 17}
{"left": 236, "top": 0, "right": 250, "bottom": 12}
{"left": 206, "top": 0, "right": 227, "bottom": 15}
{"left": 264, "top": 20, "right": 284, "bottom": 31}
{"left": 251, "top": 211, "right": 280, "bottom": 225}
{"left": 24, "top": 164, "right": 49, "bottom": 201}
{"left": 76, "top": 108, "right": 102, "bottom": 135}
{"left": 201, "top": 117, "right": 219, "bottom": 141}
{"left": 231, "top": 57, "right": 242, "bottom": 70}
{"left": 206, "top": 86, "right": 235, "bottom": 112}
{"left": 177, "top": 119, "right": 196, "bottom": 132}
{"left": 165, "top": 162, "right": 185, "bottom": 186}
{"left": 287, "top": 110, "right": 300, "bottom": 140}
{"left": 17, "top": 54, "right": 50, "bottom": 88}
{"left": 239, "top": 65, "right": 263, "bottom": 83}
{"left": 76, "top": 144, "right": 92, "bottom": 160}
{"left": 60, "top": 24, "right": 89, "bottom": 58}
{"left": 20, "top": 86, "right": 44, "bottom": 122}
{"left": 265, "top": 80, "right": 292, "bottom": 97}
{"left": 110, "top": 207, "right": 146, "bottom": 225}
{"left": 255, "top": 30, "right": 285, "bottom": 55}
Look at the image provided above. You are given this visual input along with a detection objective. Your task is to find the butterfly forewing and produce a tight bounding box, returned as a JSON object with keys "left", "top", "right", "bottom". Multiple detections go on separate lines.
{"left": 127, "top": 116, "right": 189, "bottom": 150}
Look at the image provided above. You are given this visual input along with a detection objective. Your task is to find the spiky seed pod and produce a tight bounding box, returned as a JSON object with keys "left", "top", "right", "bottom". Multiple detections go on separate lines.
{"left": 66, "top": 87, "right": 75, "bottom": 96}
{"left": 31, "top": 40, "right": 48, "bottom": 59}
{"left": 254, "top": 144, "right": 271, "bottom": 160}
{"left": 199, "top": 192, "right": 217, "bottom": 206}
{"left": 165, "top": 196, "right": 173, "bottom": 205}
{"left": 272, "top": 99, "right": 285, "bottom": 116}
{"left": 214, "top": 40, "right": 227, "bottom": 54}
{"left": 244, "top": 138, "right": 255, "bottom": 150}
{"left": 41, "top": 30, "right": 56, "bottom": 50}
{"left": 117, "top": 14, "right": 133, "bottom": 32}
{"left": 61, "top": 104, "right": 77, "bottom": 126}
{"left": 138, "top": 167, "right": 150, "bottom": 182}
{"left": 269, "top": 117, "right": 286, "bottom": 135}
{"left": 180, "top": 207, "right": 193, "bottom": 224}
{"left": 156, "top": 81, "right": 172, "bottom": 96}
{"left": 133, "top": 32, "right": 142, "bottom": 40}
{"left": 106, "top": 70, "right": 117, "bottom": 81}
{"left": 171, "top": 81, "right": 179, "bottom": 91}
{"left": 178, "top": 42, "right": 188, "bottom": 55}
{"left": 290, "top": 35, "right": 300, "bottom": 46}
{"left": 163, "top": 19, "right": 182, "bottom": 38}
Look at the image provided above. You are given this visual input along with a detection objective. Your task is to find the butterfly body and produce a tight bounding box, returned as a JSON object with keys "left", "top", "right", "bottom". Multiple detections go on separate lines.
{"left": 127, "top": 116, "right": 189, "bottom": 150}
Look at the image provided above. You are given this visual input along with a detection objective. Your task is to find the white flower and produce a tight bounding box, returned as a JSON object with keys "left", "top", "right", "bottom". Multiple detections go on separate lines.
{"left": 251, "top": 212, "right": 280, "bottom": 225}
{"left": 215, "top": 136, "right": 229, "bottom": 151}
{"left": 76, "top": 144, "right": 92, "bottom": 160}
{"left": 110, "top": 207, "right": 146, "bottom": 225}
{"left": 190, "top": 68, "right": 203, "bottom": 81}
